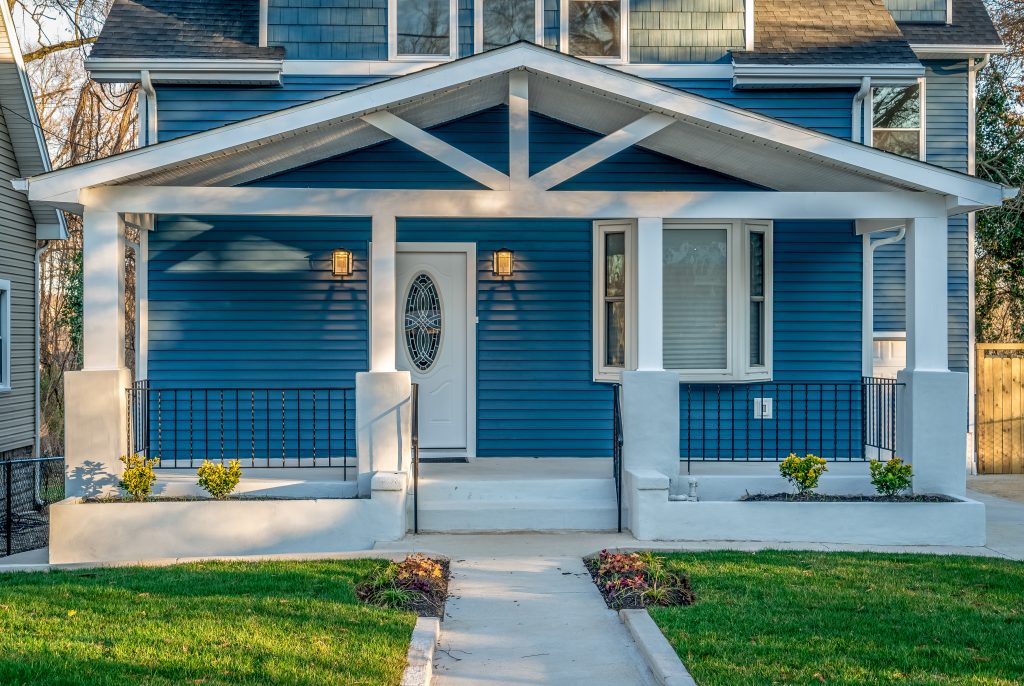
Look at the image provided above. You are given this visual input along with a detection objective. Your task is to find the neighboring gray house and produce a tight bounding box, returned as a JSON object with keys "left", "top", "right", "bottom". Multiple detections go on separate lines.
{"left": 0, "top": 2, "right": 65, "bottom": 458}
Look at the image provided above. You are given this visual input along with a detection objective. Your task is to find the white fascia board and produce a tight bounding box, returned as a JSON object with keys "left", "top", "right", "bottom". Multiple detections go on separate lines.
{"left": 732, "top": 62, "right": 925, "bottom": 88}
{"left": 86, "top": 58, "right": 284, "bottom": 85}
{"left": 24, "top": 44, "right": 1007, "bottom": 208}
{"left": 911, "top": 44, "right": 1007, "bottom": 57}
{"left": 280, "top": 59, "right": 736, "bottom": 79}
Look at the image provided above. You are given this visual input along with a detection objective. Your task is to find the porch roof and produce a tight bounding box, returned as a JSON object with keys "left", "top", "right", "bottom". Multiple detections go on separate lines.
{"left": 14, "top": 43, "right": 1014, "bottom": 214}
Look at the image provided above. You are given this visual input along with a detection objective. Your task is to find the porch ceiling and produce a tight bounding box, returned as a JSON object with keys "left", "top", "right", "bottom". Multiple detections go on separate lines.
{"left": 16, "top": 43, "right": 1012, "bottom": 211}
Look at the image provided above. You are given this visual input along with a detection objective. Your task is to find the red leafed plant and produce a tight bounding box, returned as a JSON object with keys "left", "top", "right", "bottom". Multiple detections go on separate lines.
{"left": 585, "top": 550, "right": 695, "bottom": 610}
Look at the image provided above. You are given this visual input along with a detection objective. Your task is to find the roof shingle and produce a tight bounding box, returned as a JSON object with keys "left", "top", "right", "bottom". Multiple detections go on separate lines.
{"left": 896, "top": 0, "right": 1003, "bottom": 48}
{"left": 89, "top": 0, "right": 284, "bottom": 60}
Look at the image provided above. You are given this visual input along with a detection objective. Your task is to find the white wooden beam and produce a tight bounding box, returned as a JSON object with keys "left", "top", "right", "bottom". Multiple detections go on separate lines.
{"left": 530, "top": 113, "right": 676, "bottom": 191}
{"left": 83, "top": 186, "right": 953, "bottom": 221}
{"left": 361, "top": 111, "right": 510, "bottom": 191}
{"left": 635, "top": 217, "right": 664, "bottom": 370}
{"left": 370, "top": 214, "right": 398, "bottom": 372}
{"left": 508, "top": 71, "right": 530, "bottom": 189}
{"left": 82, "top": 209, "right": 125, "bottom": 371}
{"left": 905, "top": 215, "right": 950, "bottom": 372}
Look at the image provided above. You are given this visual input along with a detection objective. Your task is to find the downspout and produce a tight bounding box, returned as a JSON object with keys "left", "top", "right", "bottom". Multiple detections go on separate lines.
{"left": 139, "top": 69, "right": 157, "bottom": 147}
{"left": 33, "top": 241, "right": 49, "bottom": 457}
{"left": 852, "top": 76, "right": 871, "bottom": 144}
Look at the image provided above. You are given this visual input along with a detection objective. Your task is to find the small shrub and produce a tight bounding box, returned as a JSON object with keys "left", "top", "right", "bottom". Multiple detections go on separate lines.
{"left": 118, "top": 454, "right": 159, "bottom": 502}
{"left": 779, "top": 453, "right": 828, "bottom": 494}
{"left": 197, "top": 459, "right": 242, "bottom": 500}
{"left": 586, "top": 550, "right": 695, "bottom": 610}
{"left": 869, "top": 457, "right": 913, "bottom": 496}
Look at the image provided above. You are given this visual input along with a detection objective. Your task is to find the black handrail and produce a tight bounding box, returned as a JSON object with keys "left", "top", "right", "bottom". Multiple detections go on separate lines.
{"left": 612, "top": 383, "right": 623, "bottom": 533}
{"left": 411, "top": 383, "right": 420, "bottom": 534}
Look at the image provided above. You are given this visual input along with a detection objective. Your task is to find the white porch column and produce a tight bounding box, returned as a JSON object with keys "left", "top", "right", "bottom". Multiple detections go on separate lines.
{"left": 897, "top": 214, "right": 969, "bottom": 496}
{"left": 357, "top": 213, "right": 412, "bottom": 497}
{"left": 65, "top": 208, "right": 129, "bottom": 497}
{"left": 622, "top": 217, "right": 680, "bottom": 487}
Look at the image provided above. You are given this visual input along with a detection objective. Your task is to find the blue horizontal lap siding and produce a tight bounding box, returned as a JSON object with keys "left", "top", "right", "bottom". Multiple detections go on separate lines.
{"left": 398, "top": 218, "right": 613, "bottom": 457}
{"left": 147, "top": 216, "right": 370, "bottom": 463}
{"left": 682, "top": 221, "right": 865, "bottom": 459}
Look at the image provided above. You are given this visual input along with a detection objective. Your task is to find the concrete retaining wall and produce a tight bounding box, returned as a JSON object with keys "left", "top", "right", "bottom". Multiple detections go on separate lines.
{"left": 49, "top": 471, "right": 408, "bottom": 564}
{"left": 626, "top": 468, "right": 986, "bottom": 546}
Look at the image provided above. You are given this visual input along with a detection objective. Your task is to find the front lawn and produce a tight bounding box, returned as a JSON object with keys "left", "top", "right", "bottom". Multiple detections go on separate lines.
{"left": 650, "top": 551, "right": 1024, "bottom": 685}
{"left": 0, "top": 560, "right": 416, "bottom": 686}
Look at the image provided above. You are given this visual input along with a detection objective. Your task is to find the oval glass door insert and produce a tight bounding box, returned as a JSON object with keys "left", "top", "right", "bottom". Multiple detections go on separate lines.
{"left": 404, "top": 273, "right": 443, "bottom": 371}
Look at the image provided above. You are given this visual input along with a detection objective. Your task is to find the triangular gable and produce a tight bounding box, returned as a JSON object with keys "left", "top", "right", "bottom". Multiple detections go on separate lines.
{"left": 251, "top": 106, "right": 762, "bottom": 192}
{"left": 15, "top": 42, "right": 1011, "bottom": 213}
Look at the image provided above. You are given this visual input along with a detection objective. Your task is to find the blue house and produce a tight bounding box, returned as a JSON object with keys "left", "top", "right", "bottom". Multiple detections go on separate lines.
{"left": 15, "top": 0, "right": 1019, "bottom": 558}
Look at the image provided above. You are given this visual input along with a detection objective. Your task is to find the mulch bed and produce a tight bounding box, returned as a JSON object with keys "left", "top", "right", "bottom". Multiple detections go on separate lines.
{"left": 356, "top": 555, "right": 450, "bottom": 618}
{"left": 741, "top": 492, "right": 956, "bottom": 503}
{"left": 584, "top": 551, "right": 696, "bottom": 610}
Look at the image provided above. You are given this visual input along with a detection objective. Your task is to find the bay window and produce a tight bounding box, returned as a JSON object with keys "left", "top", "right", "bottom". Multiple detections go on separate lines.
{"left": 593, "top": 220, "right": 772, "bottom": 383}
{"left": 476, "top": 0, "right": 542, "bottom": 51}
{"left": 562, "top": 0, "right": 625, "bottom": 60}
{"left": 391, "top": 0, "right": 458, "bottom": 59}
{"left": 872, "top": 82, "right": 924, "bottom": 160}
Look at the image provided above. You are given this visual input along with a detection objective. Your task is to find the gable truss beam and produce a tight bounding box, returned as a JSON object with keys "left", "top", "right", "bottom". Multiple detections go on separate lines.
{"left": 361, "top": 110, "right": 510, "bottom": 191}
{"left": 529, "top": 113, "right": 676, "bottom": 191}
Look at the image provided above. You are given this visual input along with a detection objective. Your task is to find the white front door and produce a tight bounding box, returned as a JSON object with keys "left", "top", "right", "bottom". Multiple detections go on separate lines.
{"left": 397, "top": 247, "right": 473, "bottom": 454}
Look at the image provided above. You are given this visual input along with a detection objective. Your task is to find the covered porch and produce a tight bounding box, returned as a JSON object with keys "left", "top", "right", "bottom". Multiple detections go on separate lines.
{"left": 16, "top": 44, "right": 1012, "bottom": 556}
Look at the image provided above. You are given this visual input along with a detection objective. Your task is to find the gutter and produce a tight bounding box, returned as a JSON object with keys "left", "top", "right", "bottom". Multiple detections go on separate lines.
{"left": 852, "top": 76, "right": 871, "bottom": 144}
{"left": 139, "top": 70, "right": 157, "bottom": 146}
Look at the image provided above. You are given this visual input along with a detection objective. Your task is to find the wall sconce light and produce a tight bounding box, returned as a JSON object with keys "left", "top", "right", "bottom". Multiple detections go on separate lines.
{"left": 492, "top": 248, "right": 514, "bottom": 277}
{"left": 332, "top": 248, "right": 353, "bottom": 277}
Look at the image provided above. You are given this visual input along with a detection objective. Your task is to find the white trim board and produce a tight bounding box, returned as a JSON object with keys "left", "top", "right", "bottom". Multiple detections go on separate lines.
{"left": 0, "top": 278, "right": 10, "bottom": 391}
{"left": 19, "top": 44, "right": 1012, "bottom": 211}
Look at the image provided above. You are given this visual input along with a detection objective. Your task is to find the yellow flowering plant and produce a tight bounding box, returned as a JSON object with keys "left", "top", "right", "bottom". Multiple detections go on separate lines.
{"left": 779, "top": 453, "right": 828, "bottom": 494}
{"left": 196, "top": 459, "right": 243, "bottom": 500}
{"left": 118, "top": 454, "right": 160, "bottom": 501}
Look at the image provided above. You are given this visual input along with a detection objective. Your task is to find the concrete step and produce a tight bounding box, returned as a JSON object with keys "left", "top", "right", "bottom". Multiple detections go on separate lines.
{"left": 413, "top": 473, "right": 620, "bottom": 532}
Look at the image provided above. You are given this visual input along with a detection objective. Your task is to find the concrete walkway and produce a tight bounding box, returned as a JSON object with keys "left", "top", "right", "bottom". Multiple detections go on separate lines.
{"left": 378, "top": 534, "right": 657, "bottom": 686}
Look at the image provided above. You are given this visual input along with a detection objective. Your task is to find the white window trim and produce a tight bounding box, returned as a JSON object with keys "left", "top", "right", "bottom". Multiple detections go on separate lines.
{"left": 745, "top": 0, "right": 754, "bottom": 52}
{"left": 559, "top": 0, "right": 629, "bottom": 64}
{"left": 0, "top": 279, "right": 10, "bottom": 392}
{"left": 388, "top": 0, "right": 461, "bottom": 62}
{"left": 474, "top": 0, "right": 544, "bottom": 53}
{"left": 593, "top": 220, "right": 637, "bottom": 382}
{"left": 871, "top": 77, "right": 927, "bottom": 162}
{"left": 661, "top": 219, "right": 773, "bottom": 383}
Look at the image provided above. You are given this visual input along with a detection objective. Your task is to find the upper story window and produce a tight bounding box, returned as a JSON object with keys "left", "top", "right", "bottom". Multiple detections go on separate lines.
{"left": 563, "top": 0, "right": 625, "bottom": 61}
{"left": 477, "top": 0, "right": 543, "bottom": 51}
{"left": 0, "top": 279, "right": 10, "bottom": 392}
{"left": 872, "top": 83, "right": 924, "bottom": 160}
{"left": 391, "top": 0, "right": 458, "bottom": 59}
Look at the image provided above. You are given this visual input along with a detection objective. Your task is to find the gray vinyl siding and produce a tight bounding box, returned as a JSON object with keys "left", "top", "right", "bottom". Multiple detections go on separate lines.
{"left": 630, "top": 0, "right": 745, "bottom": 64}
{"left": 267, "top": 0, "right": 387, "bottom": 60}
{"left": 872, "top": 60, "right": 971, "bottom": 373}
{"left": 0, "top": 102, "right": 37, "bottom": 453}
{"left": 884, "top": 0, "right": 947, "bottom": 23}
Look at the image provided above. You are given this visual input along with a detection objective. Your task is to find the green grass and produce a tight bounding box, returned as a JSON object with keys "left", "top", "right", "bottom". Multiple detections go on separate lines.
{"left": 649, "top": 551, "right": 1024, "bottom": 686}
{"left": 0, "top": 560, "right": 416, "bottom": 686}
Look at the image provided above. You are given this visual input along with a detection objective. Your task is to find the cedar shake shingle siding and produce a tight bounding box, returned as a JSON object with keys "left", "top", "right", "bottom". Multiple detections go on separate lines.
{"left": 629, "top": 0, "right": 746, "bottom": 64}
{"left": 885, "top": 0, "right": 947, "bottom": 24}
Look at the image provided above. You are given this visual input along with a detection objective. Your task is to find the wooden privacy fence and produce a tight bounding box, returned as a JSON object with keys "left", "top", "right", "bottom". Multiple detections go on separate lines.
{"left": 976, "top": 343, "right": 1024, "bottom": 474}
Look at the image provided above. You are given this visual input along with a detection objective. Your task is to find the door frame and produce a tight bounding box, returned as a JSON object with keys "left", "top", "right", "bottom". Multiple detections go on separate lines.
{"left": 396, "top": 242, "right": 477, "bottom": 458}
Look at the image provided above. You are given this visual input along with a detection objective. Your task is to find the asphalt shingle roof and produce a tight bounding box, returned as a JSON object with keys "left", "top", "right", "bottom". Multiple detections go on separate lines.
{"left": 733, "top": 0, "right": 920, "bottom": 65}
{"left": 896, "top": 0, "right": 1003, "bottom": 47}
{"left": 89, "top": 0, "right": 284, "bottom": 60}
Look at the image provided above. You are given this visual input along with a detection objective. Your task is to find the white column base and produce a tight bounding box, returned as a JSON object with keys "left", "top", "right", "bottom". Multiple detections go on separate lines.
{"left": 896, "top": 369, "right": 969, "bottom": 496}
{"left": 622, "top": 370, "right": 680, "bottom": 487}
{"left": 64, "top": 368, "right": 131, "bottom": 498}
{"left": 356, "top": 371, "right": 413, "bottom": 497}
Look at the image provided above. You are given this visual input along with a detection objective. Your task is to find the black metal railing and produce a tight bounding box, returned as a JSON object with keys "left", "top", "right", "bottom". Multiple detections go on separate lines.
{"left": 412, "top": 383, "right": 420, "bottom": 534}
{"left": 862, "top": 376, "right": 900, "bottom": 457}
{"left": 611, "top": 383, "right": 623, "bottom": 533}
{"left": 1, "top": 456, "right": 65, "bottom": 558}
{"left": 127, "top": 381, "right": 356, "bottom": 474}
{"left": 680, "top": 379, "right": 901, "bottom": 466}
